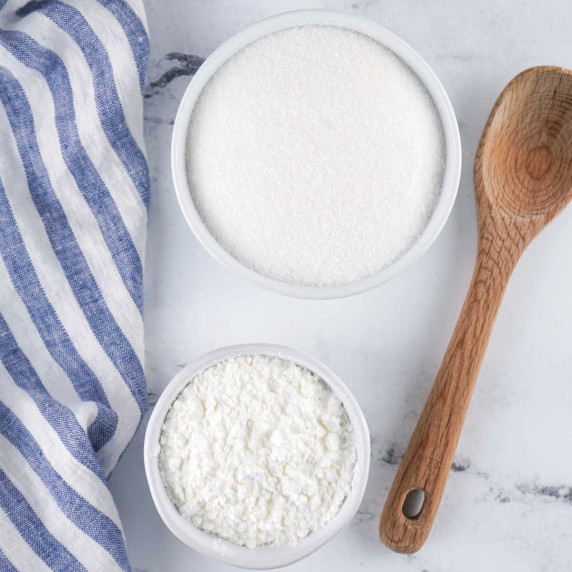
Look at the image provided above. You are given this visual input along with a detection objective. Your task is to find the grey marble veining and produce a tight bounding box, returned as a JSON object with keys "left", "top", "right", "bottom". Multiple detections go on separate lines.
{"left": 145, "top": 53, "right": 204, "bottom": 100}
{"left": 108, "top": 1, "right": 572, "bottom": 570}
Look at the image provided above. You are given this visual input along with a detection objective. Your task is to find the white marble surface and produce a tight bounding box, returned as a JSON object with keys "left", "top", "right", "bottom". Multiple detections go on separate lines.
{"left": 108, "top": 1, "right": 572, "bottom": 570}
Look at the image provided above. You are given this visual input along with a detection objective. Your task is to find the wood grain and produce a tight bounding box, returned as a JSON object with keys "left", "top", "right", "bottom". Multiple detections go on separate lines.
{"left": 379, "top": 66, "right": 572, "bottom": 554}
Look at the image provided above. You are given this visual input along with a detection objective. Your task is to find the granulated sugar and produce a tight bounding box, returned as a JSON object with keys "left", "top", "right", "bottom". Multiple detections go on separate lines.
{"left": 186, "top": 25, "right": 445, "bottom": 286}
{"left": 158, "top": 355, "right": 356, "bottom": 548}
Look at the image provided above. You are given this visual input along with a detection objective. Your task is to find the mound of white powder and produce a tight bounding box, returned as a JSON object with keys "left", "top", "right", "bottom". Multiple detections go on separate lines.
{"left": 186, "top": 25, "right": 445, "bottom": 286}
{"left": 158, "top": 355, "right": 356, "bottom": 548}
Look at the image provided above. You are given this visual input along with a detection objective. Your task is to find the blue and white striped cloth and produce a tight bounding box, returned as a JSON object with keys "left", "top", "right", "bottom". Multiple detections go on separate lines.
{"left": 0, "top": 1, "right": 149, "bottom": 570}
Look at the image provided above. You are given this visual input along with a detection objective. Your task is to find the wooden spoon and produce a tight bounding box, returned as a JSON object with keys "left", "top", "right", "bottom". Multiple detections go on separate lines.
{"left": 379, "top": 66, "right": 572, "bottom": 554}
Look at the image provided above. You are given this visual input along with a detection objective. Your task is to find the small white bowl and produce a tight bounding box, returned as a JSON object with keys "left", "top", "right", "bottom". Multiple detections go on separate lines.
{"left": 144, "top": 344, "right": 370, "bottom": 569}
{"left": 172, "top": 10, "right": 462, "bottom": 299}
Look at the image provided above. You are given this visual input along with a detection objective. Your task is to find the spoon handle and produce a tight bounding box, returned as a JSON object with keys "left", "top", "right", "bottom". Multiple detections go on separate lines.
{"left": 379, "top": 220, "right": 522, "bottom": 553}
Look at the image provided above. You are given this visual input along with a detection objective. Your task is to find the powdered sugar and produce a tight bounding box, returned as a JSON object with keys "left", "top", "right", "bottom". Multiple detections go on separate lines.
{"left": 186, "top": 25, "right": 445, "bottom": 286}
{"left": 158, "top": 355, "right": 356, "bottom": 548}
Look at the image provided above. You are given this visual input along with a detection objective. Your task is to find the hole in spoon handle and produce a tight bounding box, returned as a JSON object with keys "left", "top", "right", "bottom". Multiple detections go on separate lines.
{"left": 380, "top": 453, "right": 452, "bottom": 554}
{"left": 402, "top": 488, "right": 426, "bottom": 519}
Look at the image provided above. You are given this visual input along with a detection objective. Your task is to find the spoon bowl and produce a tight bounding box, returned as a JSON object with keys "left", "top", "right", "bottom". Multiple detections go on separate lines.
{"left": 478, "top": 66, "right": 572, "bottom": 220}
{"left": 380, "top": 66, "right": 572, "bottom": 554}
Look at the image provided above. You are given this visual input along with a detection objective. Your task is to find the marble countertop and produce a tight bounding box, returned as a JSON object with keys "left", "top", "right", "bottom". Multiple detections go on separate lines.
{"left": 108, "top": 1, "right": 572, "bottom": 570}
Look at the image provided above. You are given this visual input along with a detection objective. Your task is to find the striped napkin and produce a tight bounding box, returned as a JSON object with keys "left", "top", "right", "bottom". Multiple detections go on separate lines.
{"left": 0, "top": 1, "right": 149, "bottom": 570}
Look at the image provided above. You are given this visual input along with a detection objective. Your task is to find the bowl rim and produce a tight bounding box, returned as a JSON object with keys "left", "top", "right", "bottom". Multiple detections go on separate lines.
{"left": 144, "top": 343, "right": 371, "bottom": 569}
{"left": 171, "top": 9, "right": 462, "bottom": 299}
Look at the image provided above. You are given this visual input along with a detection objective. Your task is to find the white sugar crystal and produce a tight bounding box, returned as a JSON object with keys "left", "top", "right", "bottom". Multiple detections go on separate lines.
{"left": 187, "top": 25, "right": 445, "bottom": 286}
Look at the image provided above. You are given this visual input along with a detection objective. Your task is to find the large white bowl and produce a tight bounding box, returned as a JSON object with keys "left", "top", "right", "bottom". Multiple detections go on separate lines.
{"left": 144, "top": 344, "right": 370, "bottom": 569}
{"left": 172, "top": 10, "right": 462, "bottom": 299}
